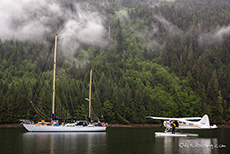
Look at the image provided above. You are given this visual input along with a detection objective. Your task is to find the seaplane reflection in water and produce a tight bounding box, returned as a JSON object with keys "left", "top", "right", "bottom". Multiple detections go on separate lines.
{"left": 146, "top": 114, "right": 217, "bottom": 137}
{"left": 160, "top": 137, "right": 219, "bottom": 154}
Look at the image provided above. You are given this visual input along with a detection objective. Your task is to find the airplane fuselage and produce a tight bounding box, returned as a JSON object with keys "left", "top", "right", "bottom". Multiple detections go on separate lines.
{"left": 146, "top": 114, "right": 217, "bottom": 130}
{"left": 163, "top": 120, "right": 217, "bottom": 129}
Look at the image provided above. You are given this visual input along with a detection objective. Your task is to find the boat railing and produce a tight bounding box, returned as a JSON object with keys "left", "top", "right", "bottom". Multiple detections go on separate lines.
{"left": 19, "top": 119, "right": 34, "bottom": 124}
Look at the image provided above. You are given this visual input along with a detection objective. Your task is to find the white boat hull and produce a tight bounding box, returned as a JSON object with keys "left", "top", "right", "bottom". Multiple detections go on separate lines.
{"left": 155, "top": 132, "right": 198, "bottom": 137}
{"left": 23, "top": 124, "right": 107, "bottom": 132}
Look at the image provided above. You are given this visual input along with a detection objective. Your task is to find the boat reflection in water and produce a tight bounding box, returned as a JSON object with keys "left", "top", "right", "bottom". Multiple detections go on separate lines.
{"left": 22, "top": 132, "right": 106, "bottom": 154}
{"left": 155, "top": 136, "right": 219, "bottom": 154}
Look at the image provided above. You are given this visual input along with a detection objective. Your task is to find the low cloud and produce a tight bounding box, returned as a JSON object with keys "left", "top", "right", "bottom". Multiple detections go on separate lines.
{"left": 116, "top": 9, "right": 130, "bottom": 24}
{"left": 0, "top": 0, "right": 108, "bottom": 66}
{"left": 154, "top": 15, "right": 182, "bottom": 35}
{"left": 199, "top": 25, "right": 230, "bottom": 46}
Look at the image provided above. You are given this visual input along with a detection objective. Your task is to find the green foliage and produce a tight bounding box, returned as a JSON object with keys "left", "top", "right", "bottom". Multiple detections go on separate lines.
{"left": 103, "top": 101, "right": 115, "bottom": 123}
{"left": 0, "top": 0, "right": 230, "bottom": 124}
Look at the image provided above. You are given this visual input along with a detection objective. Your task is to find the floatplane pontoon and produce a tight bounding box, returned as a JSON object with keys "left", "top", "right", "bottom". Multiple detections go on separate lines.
{"left": 21, "top": 35, "right": 107, "bottom": 132}
{"left": 146, "top": 114, "right": 217, "bottom": 137}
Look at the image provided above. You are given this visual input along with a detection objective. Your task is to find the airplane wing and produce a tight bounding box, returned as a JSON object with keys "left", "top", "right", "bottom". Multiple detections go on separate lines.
{"left": 146, "top": 116, "right": 202, "bottom": 121}
{"left": 145, "top": 116, "right": 171, "bottom": 120}
{"left": 181, "top": 117, "right": 202, "bottom": 120}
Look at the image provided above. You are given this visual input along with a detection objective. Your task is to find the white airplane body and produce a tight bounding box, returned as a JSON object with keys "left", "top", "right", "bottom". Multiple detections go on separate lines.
{"left": 146, "top": 114, "right": 217, "bottom": 130}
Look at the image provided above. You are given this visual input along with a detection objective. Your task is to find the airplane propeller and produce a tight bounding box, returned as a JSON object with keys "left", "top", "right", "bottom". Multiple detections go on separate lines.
{"left": 160, "top": 122, "right": 164, "bottom": 127}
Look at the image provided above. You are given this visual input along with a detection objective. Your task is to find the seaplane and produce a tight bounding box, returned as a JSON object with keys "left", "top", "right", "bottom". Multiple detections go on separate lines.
{"left": 146, "top": 114, "right": 217, "bottom": 137}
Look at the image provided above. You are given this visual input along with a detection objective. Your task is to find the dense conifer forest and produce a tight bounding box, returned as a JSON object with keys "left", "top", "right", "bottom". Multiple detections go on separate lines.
{"left": 0, "top": 0, "right": 229, "bottom": 124}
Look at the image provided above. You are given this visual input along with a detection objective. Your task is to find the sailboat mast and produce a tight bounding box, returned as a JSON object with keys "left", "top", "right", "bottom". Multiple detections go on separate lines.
{"left": 52, "top": 34, "right": 58, "bottom": 116}
{"left": 89, "top": 69, "right": 92, "bottom": 120}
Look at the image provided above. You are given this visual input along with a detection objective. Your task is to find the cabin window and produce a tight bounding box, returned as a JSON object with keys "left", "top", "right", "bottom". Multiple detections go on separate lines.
{"left": 183, "top": 122, "right": 186, "bottom": 124}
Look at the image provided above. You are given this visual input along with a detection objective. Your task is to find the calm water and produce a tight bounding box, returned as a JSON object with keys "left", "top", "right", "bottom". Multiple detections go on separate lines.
{"left": 0, "top": 127, "right": 229, "bottom": 154}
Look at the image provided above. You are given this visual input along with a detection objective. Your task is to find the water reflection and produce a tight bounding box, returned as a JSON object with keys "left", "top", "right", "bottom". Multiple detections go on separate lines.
{"left": 178, "top": 138, "right": 218, "bottom": 154}
{"left": 22, "top": 132, "right": 106, "bottom": 154}
{"left": 0, "top": 128, "right": 229, "bottom": 154}
{"left": 155, "top": 136, "right": 219, "bottom": 154}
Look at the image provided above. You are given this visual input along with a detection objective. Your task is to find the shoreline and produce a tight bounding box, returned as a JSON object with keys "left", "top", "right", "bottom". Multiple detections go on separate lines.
{"left": 108, "top": 124, "right": 161, "bottom": 128}
{"left": 0, "top": 123, "right": 161, "bottom": 128}
{"left": 0, "top": 123, "right": 23, "bottom": 128}
{"left": 1, "top": 123, "right": 230, "bottom": 128}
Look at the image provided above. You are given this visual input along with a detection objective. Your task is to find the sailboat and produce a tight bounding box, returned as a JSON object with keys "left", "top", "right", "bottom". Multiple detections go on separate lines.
{"left": 22, "top": 35, "right": 107, "bottom": 132}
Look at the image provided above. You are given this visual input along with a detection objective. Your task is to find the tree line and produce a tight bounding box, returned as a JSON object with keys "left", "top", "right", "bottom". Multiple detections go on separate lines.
{"left": 0, "top": 0, "right": 229, "bottom": 124}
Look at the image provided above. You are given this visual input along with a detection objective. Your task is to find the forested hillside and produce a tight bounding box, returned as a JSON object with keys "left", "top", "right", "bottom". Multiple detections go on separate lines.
{"left": 0, "top": 0, "right": 229, "bottom": 124}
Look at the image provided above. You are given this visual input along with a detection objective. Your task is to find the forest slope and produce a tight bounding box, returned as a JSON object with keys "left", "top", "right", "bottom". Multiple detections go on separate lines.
{"left": 0, "top": 0, "right": 229, "bottom": 123}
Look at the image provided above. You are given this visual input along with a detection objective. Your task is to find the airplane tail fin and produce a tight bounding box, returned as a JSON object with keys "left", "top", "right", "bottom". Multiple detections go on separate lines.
{"left": 199, "top": 114, "right": 210, "bottom": 127}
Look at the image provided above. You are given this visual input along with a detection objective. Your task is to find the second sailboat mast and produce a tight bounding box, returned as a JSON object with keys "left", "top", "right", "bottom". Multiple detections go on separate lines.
{"left": 89, "top": 69, "right": 92, "bottom": 120}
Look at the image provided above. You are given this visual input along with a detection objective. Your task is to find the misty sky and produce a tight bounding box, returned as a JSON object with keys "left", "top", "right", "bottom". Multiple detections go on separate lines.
{"left": 0, "top": 0, "right": 108, "bottom": 65}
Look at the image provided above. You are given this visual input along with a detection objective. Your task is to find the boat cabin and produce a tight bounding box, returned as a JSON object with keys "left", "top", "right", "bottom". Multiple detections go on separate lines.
{"left": 75, "top": 121, "right": 89, "bottom": 126}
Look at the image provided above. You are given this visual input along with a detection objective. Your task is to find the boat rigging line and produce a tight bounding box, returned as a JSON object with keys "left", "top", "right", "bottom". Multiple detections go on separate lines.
{"left": 30, "top": 101, "right": 51, "bottom": 120}
{"left": 24, "top": 38, "right": 55, "bottom": 119}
